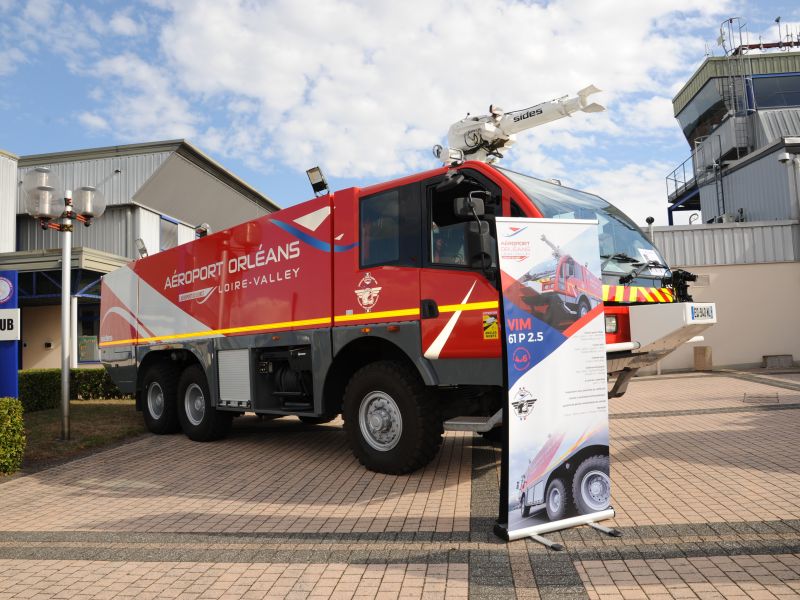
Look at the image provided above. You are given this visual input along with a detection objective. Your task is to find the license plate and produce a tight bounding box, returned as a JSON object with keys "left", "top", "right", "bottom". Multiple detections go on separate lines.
{"left": 692, "top": 305, "right": 714, "bottom": 320}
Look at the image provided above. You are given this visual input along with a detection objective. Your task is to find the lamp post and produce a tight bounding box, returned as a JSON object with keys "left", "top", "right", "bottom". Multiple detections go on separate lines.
{"left": 22, "top": 167, "right": 106, "bottom": 440}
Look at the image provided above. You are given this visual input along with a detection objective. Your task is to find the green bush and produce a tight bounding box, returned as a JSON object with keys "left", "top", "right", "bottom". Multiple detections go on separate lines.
{"left": 0, "top": 397, "right": 26, "bottom": 474}
{"left": 18, "top": 368, "right": 129, "bottom": 413}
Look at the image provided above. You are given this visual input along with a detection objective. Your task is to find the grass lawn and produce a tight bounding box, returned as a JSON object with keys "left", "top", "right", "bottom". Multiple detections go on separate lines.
{"left": 22, "top": 399, "right": 146, "bottom": 465}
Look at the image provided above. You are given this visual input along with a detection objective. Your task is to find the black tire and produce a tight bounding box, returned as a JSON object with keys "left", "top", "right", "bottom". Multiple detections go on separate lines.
{"left": 177, "top": 364, "right": 233, "bottom": 442}
{"left": 545, "top": 477, "right": 570, "bottom": 521}
{"left": 572, "top": 455, "right": 611, "bottom": 515}
{"left": 520, "top": 499, "right": 531, "bottom": 518}
{"left": 299, "top": 415, "right": 338, "bottom": 425}
{"left": 577, "top": 298, "right": 591, "bottom": 318}
{"left": 141, "top": 364, "right": 180, "bottom": 434}
{"left": 343, "top": 361, "right": 442, "bottom": 474}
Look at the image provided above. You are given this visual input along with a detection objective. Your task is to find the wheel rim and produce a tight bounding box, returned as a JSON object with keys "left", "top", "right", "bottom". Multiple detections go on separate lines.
{"left": 147, "top": 382, "right": 165, "bottom": 420}
{"left": 358, "top": 390, "right": 402, "bottom": 451}
{"left": 579, "top": 303, "right": 588, "bottom": 317}
{"left": 580, "top": 470, "right": 610, "bottom": 511}
{"left": 548, "top": 485, "right": 562, "bottom": 514}
{"left": 184, "top": 383, "right": 206, "bottom": 426}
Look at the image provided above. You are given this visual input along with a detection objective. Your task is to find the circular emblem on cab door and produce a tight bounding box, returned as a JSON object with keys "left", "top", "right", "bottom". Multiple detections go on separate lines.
{"left": 354, "top": 272, "right": 382, "bottom": 313}
{"left": 0, "top": 277, "right": 12, "bottom": 305}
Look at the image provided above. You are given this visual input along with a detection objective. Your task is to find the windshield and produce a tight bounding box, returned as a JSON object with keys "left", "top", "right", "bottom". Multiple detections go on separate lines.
{"left": 523, "top": 258, "right": 557, "bottom": 282}
{"left": 496, "top": 166, "right": 669, "bottom": 280}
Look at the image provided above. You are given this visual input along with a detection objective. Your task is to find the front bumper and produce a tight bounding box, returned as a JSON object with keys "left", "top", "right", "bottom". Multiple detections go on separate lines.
{"left": 606, "top": 302, "right": 717, "bottom": 373}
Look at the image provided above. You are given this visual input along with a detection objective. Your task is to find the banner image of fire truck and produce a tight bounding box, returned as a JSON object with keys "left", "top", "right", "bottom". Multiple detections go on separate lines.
{"left": 497, "top": 218, "right": 611, "bottom": 537}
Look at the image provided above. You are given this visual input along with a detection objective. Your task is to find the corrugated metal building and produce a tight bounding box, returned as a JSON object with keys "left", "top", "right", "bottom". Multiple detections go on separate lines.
{"left": 0, "top": 140, "right": 278, "bottom": 369}
{"left": 651, "top": 221, "right": 800, "bottom": 371}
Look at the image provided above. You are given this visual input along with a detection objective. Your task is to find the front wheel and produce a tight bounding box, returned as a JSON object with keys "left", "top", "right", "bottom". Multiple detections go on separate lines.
{"left": 545, "top": 478, "right": 571, "bottom": 521}
{"left": 572, "top": 455, "right": 611, "bottom": 515}
{"left": 343, "top": 361, "right": 442, "bottom": 474}
{"left": 177, "top": 365, "right": 233, "bottom": 442}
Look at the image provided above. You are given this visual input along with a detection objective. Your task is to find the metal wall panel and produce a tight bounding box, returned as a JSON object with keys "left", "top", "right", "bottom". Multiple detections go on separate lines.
{"left": 135, "top": 207, "right": 160, "bottom": 258}
{"left": 16, "top": 206, "right": 133, "bottom": 258}
{"left": 0, "top": 152, "right": 17, "bottom": 252}
{"left": 16, "top": 151, "right": 171, "bottom": 213}
{"left": 654, "top": 220, "right": 800, "bottom": 266}
{"left": 722, "top": 148, "right": 793, "bottom": 221}
{"left": 697, "top": 147, "right": 794, "bottom": 222}
{"left": 177, "top": 223, "right": 195, "bottom": 246}
{"left": 754, "top": 108, "right": 800, "bottom": 147}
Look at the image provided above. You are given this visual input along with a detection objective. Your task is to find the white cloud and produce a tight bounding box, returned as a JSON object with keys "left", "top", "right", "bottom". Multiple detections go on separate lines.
{"left": 575, "top": 161, "right": 676, "bottom": 227}
{"left": 132, "top": 0, "right": 731, "bottom": 178}
{"left": 90, "top": 54, "right": 200, "bottom": 140}
{"left": 615, "top": 96, "right": 677, "bottom": 133}
{"left": 77, "top": 111, "right": 109, "bottom": 131}
{"left": 109, "top": 10, "right": 146, "bottom": 36}
{"left": 0, "top": 48, "right": 25, "bottom": 76}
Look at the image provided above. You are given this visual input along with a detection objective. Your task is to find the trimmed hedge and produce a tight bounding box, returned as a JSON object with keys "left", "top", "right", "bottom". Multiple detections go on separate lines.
{"left": 19, "top": 368, "right": 129, "bottom": 413}
{"left": 0, "top": 397, "right": 25, "bottom": 474}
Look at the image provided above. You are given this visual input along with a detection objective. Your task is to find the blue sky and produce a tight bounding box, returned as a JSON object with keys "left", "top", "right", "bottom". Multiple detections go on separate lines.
{"left": 1, "top": 0, "right": 799, "bottom": 225}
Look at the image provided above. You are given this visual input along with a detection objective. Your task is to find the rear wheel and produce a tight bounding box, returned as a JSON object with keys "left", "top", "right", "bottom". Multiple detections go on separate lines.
{"left": 177, "top": 364, "right": 233, "bottom": 441}
{"left": 141, "top": 364, "right": 180, "bottom": 434}
{"left": 343, "top": 361, "right": 442, "bottom": 474}
{"left": 572, "top": 455, "right": 610, "bottom": 515}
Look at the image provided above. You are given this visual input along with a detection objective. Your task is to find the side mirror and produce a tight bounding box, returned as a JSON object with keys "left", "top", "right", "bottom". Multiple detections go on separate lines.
{"left": 467, "top": 221, "right": 497, "bottom": 270}
{"left": 454, "top": 191, "right": 489, "bottom": 218}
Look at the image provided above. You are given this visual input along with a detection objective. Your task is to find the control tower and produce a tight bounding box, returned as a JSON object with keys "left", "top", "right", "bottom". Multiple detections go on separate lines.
{"left": 665, "top": 17, "right": 800, "bottom": 224}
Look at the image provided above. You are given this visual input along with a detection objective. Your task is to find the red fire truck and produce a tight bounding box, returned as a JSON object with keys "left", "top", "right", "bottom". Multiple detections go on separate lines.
{"left": 100, "top": 89, "right": 716, "bottom": 474}
{"left": 515, "top": 234, "right": 603, "bottom": 329}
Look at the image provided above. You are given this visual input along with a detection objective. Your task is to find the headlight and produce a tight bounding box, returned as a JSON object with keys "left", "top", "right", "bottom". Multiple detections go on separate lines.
{"left": 605, "top": 315, "right": 618, "bottom": 333}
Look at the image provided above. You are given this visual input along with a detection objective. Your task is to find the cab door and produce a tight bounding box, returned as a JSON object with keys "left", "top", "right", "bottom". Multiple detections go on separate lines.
{"left": 419, "top": 171, "right": 502, "bottom": 360}
{"left": 332, "top": 184, "right": 422, "bottom": 330}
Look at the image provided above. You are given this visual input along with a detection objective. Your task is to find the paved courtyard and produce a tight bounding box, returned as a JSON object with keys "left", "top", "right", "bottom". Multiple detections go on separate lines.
{"left": 1, "top": 371, "right": 799, "bottom": 599}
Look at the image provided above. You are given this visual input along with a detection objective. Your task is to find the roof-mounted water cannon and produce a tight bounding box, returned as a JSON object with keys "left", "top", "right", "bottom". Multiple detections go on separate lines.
{"left": 435, "top": 85, "right": 605, "bottom": 165}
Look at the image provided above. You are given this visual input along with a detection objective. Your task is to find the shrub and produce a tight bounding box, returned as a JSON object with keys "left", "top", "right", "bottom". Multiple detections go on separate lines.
{"left": 18, "top": 368, "right": 129, "bottom": 413}
{"left": 0, "top": 397, "right": 26, "bottom": 474}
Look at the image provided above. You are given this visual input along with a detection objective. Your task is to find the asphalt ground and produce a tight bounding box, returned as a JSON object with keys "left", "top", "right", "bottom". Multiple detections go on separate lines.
{"left": 1, "top": 370, "right": 799, "bottom": 599}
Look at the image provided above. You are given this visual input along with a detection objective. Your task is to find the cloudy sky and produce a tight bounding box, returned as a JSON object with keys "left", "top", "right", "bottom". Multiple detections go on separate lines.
{"left": 1, "top": 0, "right": 798, "bottom": 225}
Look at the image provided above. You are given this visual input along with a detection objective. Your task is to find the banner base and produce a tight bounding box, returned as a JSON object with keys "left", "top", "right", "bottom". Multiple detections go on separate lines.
{"left": 499, "top": 508, "right": 616, "bottom": 542}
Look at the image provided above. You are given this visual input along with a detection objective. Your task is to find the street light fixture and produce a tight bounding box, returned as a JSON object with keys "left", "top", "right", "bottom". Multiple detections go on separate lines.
{"left": 22, "top": 166, "right": 106, "bottom": 441}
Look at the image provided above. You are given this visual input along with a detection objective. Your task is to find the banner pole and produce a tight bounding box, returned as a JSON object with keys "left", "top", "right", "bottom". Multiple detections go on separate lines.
{"left": 494, "top": 258, "right": 510, "bottom": 539}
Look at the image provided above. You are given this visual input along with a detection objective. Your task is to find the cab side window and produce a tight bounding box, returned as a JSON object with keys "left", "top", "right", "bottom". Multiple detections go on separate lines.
{"left": 426, "top": 173, "right": 499, "bottom": 269}
{"left": 360, "top": 185, "right": 421, "bottom": 268}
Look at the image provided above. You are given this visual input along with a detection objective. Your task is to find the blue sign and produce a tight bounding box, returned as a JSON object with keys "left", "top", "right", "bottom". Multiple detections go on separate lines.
{"left": 0, "top": 270, "right": 19, "bottom": 399}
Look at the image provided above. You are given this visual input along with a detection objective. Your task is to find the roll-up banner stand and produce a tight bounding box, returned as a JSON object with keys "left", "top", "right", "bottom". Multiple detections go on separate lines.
{"left": 493, "top": 218, "right": 616, "bottom": 545}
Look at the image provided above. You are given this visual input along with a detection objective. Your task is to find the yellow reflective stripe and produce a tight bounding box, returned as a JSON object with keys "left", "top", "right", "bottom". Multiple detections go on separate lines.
{"left": 99, "top": 316, "right": 333, "bottom": 347}
{"left": 602, "top": 286, "right": 610, "bottom": 302}
{"left": 614, "top": 286, "right": 624, "bottom": 302}
{"left": 102, "top": 299, "right": 504, "bottom": 346}
{"left": 662, "top": 288, "right": 674, "bottom": 302}
{"left": 639, "top": 287, "right": 653, "bottom": 302}
{"left": 334, "top": 308, "right": 420, "bottom": 323}
{"left": 439, "top": 300, "right": 499, "bottom": 313}
{"left": 651, "top": 288, "right": 665, "bottom": 302}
